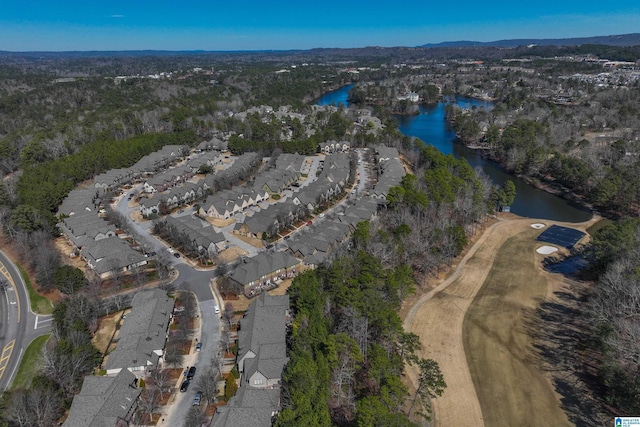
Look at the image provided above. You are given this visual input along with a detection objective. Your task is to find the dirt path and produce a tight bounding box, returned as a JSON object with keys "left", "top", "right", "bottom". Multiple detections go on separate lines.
{"left": 403, "top": 216, "right": 597, "bottom": 427}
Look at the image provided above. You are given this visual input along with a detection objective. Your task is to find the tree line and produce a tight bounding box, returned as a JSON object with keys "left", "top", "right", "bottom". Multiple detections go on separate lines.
{"left": 277, "top": 140, "right": 500, "bottom": 425}
{"left": 277, "top": 251, "right": 444, "bottom": 426}
{"left": 586, "top": 218, "right": 640, "bottom": 414}
{"left": 0, "top": 293, "right": 102, "bottom": 426}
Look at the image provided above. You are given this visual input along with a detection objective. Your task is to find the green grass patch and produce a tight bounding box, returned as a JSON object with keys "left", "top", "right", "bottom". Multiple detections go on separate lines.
{"left": 586, "top": 218, "right": 613, "bottom": 236}
{"left": 11, "top": 334, "right": 50, "bottom": 390}
{"left": 16, "top": 264, "right": 53, "bottom": 315}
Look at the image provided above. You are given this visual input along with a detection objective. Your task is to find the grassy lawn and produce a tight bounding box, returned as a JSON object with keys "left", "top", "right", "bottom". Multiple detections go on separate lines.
{"left": 586, "top": 217, "right": 612, "bottom": 236}
{"left": 463, "top": 229, "right": 571, "bottom": 427}
{"left": 16, "top": 264, "right": 53, "bottom": 315}
{"left": 11, "top": 334, "right": 50, "bottom": 390}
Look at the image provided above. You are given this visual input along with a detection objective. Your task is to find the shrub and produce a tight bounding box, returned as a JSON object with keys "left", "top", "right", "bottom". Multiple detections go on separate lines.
{"left": 224, "top": 377, "right": 238, "bottom": 400}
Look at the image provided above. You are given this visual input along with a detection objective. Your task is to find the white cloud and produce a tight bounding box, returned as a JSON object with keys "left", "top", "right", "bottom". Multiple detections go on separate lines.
{"left": 109, "top": 14, "right": 125, "bottom": 18}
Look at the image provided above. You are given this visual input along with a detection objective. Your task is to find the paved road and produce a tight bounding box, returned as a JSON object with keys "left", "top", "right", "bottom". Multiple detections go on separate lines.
{"left": 0, "top": 249, "right": 52, "bottom": 391}
{"left": 114, "top": 186, "right": 224, "bottom": 426}
{"left": 115, "top": 153, "right": 369, "bottom": 425}
{"left": 159, "top": 298, "right": 221, "bottom": 427}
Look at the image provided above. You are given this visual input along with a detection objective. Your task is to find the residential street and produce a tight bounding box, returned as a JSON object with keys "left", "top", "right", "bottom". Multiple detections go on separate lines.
{"left": 108, "top": 150, "right": 371, "bottom": 426}
{"left": 159, "top": 298, "right": 221, "bottom": 427}
{"left": 114, "top": 187, "right": 223, "bottom": 426}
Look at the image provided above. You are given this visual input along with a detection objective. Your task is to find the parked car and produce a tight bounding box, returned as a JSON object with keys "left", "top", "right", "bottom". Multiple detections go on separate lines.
{"left": 319, "top": 213, "right": 325, "bottom": 218}
{"left": 214, "top": 305, "right": 220, "bottom": 314}
{"left": 173, "top": 252, "right": 181, "bottom": 258}
{"left": 187, "top": 366, "right": 196, "bottom": 380}
{"left": 196, "top": 342, "right": 202, "bottom": 352}
{"left": 180, "top": 380, "right": 190, "bottom": 392}
{"left": 193, "top": 391, "right": 202, "bottom": 406}
{"left": 306, "top": 221, "right": 313, "bottom": 226}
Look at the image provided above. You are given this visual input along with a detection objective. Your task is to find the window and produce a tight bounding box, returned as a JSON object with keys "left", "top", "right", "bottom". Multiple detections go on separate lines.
{"left": 253, "top": 379, "right": 264, "bottom": 385}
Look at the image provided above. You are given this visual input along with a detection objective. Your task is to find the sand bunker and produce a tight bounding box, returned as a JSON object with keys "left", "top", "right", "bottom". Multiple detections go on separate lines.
{"left": 531, "top": 223, "right": 545, "bottom": 229}
{"left": 536, "top": 245, "right": 558, "bottom": 254}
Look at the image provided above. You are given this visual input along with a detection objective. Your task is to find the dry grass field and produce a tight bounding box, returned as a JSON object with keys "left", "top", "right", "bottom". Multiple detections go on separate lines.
{"left": 463, "top": 229, "right": 570, "bottom": 427}
{"left": 92, "top": 310, "right": 128, "bottom": 355}
{"left": 403, "top": 216, "right": 596, "bottom": 427}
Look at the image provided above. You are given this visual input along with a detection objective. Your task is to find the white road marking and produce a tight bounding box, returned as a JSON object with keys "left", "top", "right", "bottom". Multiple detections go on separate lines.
{"left": 4, "top": 348, "right": 23, "bottom": 391}
{"left": 34, "top": 316, "right": 53, "bottom": 329}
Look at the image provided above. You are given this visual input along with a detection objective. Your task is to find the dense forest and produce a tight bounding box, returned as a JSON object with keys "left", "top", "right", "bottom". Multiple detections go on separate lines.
{"left": 586, "top": 219, "right": 640, "bottom": 414}
{"left": 278, "top": 143, "right": 498, "bottom": 425}
{"left": 278, "top": 253, "right": 443, "bottom": 426}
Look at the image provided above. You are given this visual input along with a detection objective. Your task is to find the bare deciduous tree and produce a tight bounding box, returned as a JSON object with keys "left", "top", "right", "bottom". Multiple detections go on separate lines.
{"left": 150, "top": 368, "right": 173, "bottom": 400}
{"left": 5, "top": 387, "right": 62, "bottom": 427}
{"left": 164, "top": 341, "right": 184, "bottom": 368}
{"left": 222, "top": 302, "right": 234, "bottom": 328}
{"left": 138, "top": 387, "right": 161, "bottom": 423}
{"left": 183, "top": 406, "right": 207, "bottom": 427}
{"left": 196, "top": 365, "right": 219, "bottom": 407}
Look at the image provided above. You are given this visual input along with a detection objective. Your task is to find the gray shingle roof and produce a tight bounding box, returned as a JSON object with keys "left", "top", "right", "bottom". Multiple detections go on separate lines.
{"left": 211, "top": 295, "right": 286, "bottom": 427}
{"left": 63, "top": 370, "right": 140, "bottom": 427}
{"left": 212, "top": 407, "right": 274, "bottom": 427}
{"left": 104, "top": 289, "right": 174, "bottom": 371}
{"left": 58, "top": 187, "right": 101, "bottom": 216}
{"left": 232, "top": 387, "right": 280, "bottom": 408}
{"left": 238, "top": 294, "right": 289, "bottom": 366}
{"left": 163, "top": 215, "right": 225, "bottom": 249}
{"left": 275, "top": 153, "right": 306, "bottom": 172}
{"left": 81, "top": 237, "right": 147, "bottom": 275}
{"left": 228, "top": 253, "right": 299, "bottom": 287}
{"left": 244, "top": 342, "right": 288, "bottom": 381}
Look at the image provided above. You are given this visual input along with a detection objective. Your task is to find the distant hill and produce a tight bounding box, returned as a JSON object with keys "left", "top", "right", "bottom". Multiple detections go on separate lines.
{"left": 420, "top": 33, "right": 640, "bottom": 48}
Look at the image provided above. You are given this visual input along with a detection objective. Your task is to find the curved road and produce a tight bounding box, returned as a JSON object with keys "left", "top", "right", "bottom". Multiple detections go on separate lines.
{"left": 0, "top": 249, "right": 52, "bottom": 390}
{"left": 115, "top": 152, "right": 369, "bottom": 426}
{"left": 114, "top": 189, "right": 222, "bottom": 426}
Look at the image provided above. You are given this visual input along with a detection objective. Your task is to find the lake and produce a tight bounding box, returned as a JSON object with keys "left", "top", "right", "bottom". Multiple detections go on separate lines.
{"left": 316, "top": 85, "right": 592, "bottom": 223}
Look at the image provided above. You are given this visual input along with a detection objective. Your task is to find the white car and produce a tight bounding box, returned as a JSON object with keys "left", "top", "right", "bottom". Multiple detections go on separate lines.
{"left": 214, "top": 305, "right": 220, "bottom": 314}
{"left": 167, "top": 247, "right": 174, "bottom": 253}
{"left": 319, "top": 213, "right": 325, "bottom": 218}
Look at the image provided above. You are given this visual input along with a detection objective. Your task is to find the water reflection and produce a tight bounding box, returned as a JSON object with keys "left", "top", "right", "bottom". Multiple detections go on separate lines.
{"left": 316, "top": 87, "right": 592, "bottom": 222}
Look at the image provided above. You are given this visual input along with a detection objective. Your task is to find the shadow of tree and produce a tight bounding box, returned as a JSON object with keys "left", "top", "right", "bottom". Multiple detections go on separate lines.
{"left": 525, "top": 282, "right": 612, "bottom": 426}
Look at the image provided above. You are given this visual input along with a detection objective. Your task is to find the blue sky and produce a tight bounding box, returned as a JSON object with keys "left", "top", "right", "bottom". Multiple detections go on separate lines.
{"left": 1, "top": 0, "right": 639, "bottom": 51}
